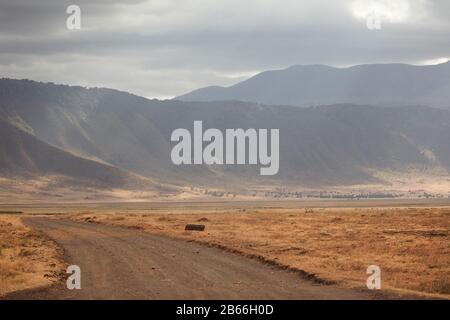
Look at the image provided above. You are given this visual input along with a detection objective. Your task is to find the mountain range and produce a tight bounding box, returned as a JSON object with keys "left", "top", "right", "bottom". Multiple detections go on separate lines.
{"left": 178, "top": 62, "right": 450, "bottom": 108}
{"left": 1, "top": 63, "right": 450, "bottom": 200}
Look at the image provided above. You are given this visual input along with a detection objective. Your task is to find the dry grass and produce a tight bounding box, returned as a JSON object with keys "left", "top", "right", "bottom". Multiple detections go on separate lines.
{"left": 69, "top": 207, "right": 450, "bottom": 298}
{"left": 0, "top": 215, "right": 65, "bottom": 297}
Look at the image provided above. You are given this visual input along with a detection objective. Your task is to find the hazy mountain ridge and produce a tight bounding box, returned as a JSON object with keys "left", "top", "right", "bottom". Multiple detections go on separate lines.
{"left": 0, "top": 78, "right": 449, "bottom": 192}
{"left": 177, "top": 62, "right": 450, "bottom": 108}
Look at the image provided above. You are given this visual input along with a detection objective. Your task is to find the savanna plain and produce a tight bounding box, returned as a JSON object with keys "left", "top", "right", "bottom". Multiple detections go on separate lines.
{"left": 0, "top": 200, "right": 449, "bottom": 299}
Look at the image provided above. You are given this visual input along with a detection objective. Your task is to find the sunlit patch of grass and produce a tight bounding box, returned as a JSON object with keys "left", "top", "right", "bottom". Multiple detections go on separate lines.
{"left": 0, "top": 215, "right": 64, "bottom": 297}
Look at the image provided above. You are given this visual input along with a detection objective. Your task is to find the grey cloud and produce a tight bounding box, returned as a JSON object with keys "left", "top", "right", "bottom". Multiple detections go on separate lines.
{"left": 0, "top": 0, "right": 449, "bottom": 98}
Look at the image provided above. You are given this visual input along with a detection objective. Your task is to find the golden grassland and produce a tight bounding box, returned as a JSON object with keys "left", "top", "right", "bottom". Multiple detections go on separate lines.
{"left": 0, "top": 215, "right": 64, "bottom": 297}
{"left": 69, "top": 207, "right": 450, "bottom": 298}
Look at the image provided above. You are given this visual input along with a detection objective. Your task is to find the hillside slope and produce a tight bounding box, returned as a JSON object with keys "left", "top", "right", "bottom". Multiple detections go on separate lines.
{"left": 0, "top": 79, "right": 449, "bottom": 189}
{"left": 0, "top": 117, "right": 175, "bottom": 200}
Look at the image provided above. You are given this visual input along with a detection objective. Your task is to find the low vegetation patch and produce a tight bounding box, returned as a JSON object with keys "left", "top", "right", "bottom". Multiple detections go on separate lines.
{"left": 0, "top": 215, "right": 64, "bottom": 297}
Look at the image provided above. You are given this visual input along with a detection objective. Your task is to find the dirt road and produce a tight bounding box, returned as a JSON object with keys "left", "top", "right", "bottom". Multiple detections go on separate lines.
{"left": 8, "top": 218, "right": 380, "bottom": 300}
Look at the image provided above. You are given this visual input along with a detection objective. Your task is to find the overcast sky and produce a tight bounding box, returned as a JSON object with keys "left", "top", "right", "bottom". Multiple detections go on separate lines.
{"left": 0, "top": 0, "right": 449, "bottom": 98}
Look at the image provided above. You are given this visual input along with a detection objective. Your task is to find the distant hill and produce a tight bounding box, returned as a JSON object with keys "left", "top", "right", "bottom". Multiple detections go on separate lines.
{"left": 177, "top": 62, "right": 450, "bottom": 108}
{"left": 0, "top": 78, "right": 449, "bottom": 191}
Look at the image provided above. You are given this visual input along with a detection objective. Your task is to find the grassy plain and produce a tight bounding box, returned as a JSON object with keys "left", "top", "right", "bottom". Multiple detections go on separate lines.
{"left": 1, "top": 200, "right": 448, "bottom": 298}
{"left": 68, "top": 205, "right": 450, "bottom": 298}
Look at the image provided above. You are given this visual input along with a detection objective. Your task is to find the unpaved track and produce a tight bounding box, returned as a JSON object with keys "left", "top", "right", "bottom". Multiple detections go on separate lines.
{"left": 9, "top": 218, "right": 379, "bottom": 300}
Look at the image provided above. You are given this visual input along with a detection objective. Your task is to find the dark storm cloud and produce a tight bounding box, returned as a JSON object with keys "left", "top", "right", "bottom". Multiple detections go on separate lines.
{"left": 0, "top": 0, "right": 449, "bottom": 98}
